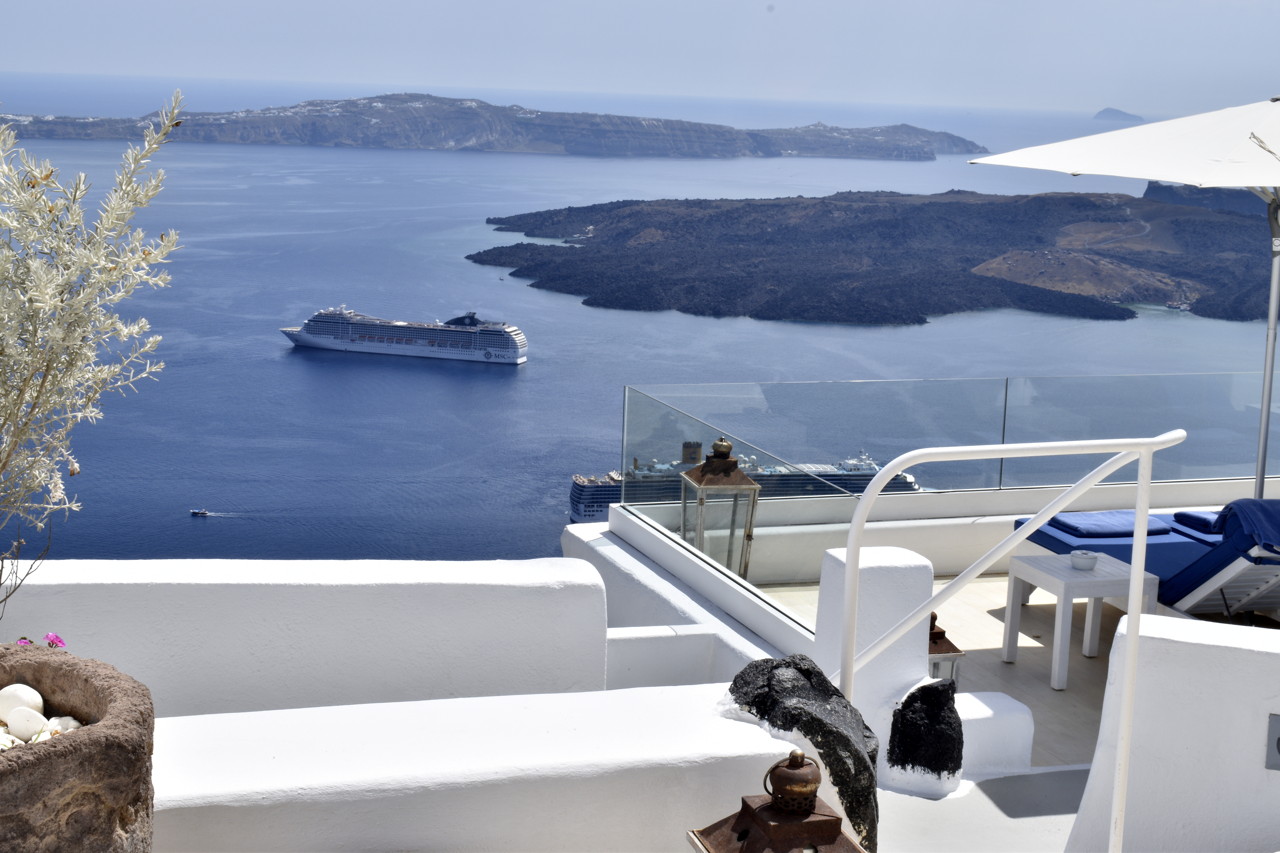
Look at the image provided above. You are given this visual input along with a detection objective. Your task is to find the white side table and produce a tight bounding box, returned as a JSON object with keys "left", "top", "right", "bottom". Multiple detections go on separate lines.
{"left": 1002, "top": 553, "right": 1158, "bottom": 690}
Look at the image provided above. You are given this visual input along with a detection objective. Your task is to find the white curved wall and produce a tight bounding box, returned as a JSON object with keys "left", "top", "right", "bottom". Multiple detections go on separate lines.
{"left": 1069, "top": 615, "right": 1280, "bottom": 851}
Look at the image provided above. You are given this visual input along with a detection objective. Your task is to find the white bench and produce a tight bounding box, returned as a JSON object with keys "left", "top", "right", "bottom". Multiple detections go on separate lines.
{"left": 152, "top": 683, "right": 796, "bottom": 852}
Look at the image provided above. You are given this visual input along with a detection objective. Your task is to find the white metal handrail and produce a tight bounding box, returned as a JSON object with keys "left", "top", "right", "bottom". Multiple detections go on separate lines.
{"left": 837, "top": 428, "right": 1185, "bottom": 853}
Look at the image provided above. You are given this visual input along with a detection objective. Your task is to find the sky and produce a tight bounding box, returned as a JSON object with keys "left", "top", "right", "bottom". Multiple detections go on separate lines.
{"left": 3, "top": 0, "right": 1279, "bottom": 119}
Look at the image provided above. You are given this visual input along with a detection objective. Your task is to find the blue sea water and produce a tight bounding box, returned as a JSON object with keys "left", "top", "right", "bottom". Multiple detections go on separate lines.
{"left": 1, "top": 78, "right": 1267, "bottom": 561}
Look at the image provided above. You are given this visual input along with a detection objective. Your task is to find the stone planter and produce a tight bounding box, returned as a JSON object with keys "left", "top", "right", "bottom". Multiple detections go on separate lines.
{"left": 0, "top": 644, "right": 154, "bottom": 852}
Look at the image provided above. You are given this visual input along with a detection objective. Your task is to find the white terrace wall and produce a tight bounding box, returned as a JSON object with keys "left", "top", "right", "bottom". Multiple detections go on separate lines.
{"left": 1, "top": 559, "right": 607, "bottom": 717}
{"left": 152, "top": 682, "right": 800, "bottom": 853}
{"left": 1068, "top": 615, "right": 1280, "bottom": 852}
{"left": 563, "top": 523, "right": 786, "bottom": 688}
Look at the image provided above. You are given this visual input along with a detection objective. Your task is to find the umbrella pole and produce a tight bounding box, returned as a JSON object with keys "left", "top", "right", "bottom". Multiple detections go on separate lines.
{"left": 1254, "top": 199, "right": 1280, "bottom": 499}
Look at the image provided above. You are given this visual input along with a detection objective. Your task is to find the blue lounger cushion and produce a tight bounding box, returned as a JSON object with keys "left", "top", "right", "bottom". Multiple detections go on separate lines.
{"left": 1174, "top": 510, "right": 1219, "bottom": 534}
{"left": 1015, "top": 511, "right": 1212, "bottom": 582}
{"left": 1047, "top": 510, "right": 1171, "bottom": 538}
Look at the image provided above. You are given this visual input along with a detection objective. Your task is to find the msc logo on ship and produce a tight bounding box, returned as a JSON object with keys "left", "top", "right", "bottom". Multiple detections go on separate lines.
{"left": 484, "top": 351, "right": 493, "bottom": 360}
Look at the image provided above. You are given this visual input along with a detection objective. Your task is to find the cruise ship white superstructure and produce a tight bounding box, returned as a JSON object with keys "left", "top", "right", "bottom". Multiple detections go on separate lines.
{"left": 281, "top": 306, "right": 528, "bottom": 364}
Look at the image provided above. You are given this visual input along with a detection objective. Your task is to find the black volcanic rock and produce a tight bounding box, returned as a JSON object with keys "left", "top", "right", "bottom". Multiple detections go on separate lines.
{"left": 469, "top": 190, "right": 1269, "bottom": 325}
{"left": 1, "top": 93, "right": 988, "bottom": 160}
{"left": 887, "top": 679, "right": 963, "bottom": 778}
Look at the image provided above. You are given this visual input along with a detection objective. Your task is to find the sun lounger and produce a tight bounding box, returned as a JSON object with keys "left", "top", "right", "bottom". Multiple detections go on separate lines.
{"left": 1017, "top": 502, "right": 1280, "bottom": 617}
{"left": 1158, "top": 500, "right": 1280, "bottom": 615}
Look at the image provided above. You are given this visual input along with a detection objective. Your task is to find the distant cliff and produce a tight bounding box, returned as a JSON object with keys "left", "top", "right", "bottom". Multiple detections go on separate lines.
{"left": 1094, "top": 107, "right": 1144, "bottom": 122}
{"left": 467, "top": 191, "right": 1265, "bottom": 325}
{"left": 1, "top": 93, "right": 987, "bottom": 160}
{"left": 1142, "top": 181, "right": 1263, "bottom": 217}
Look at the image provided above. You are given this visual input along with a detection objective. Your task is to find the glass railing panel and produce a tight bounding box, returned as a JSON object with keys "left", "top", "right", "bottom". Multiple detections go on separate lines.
{"left": 611, "top": 372, "right": 1279, "bottom": 642}
{"left": 1000, "top": 372, "right": 1264, "bottom": 486}
{"left": 629, "top": 378, "right": 1011, "bottom": 491}
{"left": 620, "top": 387, "right": 854, "bottom": 506}
{"left": 616, "top": 372, "right": 1273, "bottom": 633}
{"left": 630, "top": 373, "right": 1272, "bottom": 494}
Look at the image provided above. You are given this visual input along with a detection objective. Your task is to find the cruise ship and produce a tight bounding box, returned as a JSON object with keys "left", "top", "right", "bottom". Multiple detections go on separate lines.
{"left": 280, "top": 306, "right": 528, "bottom": 364}
{"left": 570, "top": 447, "right": 920, "bottom": 523}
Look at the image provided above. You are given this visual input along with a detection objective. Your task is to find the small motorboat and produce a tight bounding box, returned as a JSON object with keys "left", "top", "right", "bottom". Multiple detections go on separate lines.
{"left": 190, "top": 509, "right": 210, "bottom": 517}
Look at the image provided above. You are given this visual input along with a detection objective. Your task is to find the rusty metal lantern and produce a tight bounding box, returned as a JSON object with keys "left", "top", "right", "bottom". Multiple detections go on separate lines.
{"left": 679, "top": 437, "right": 760, "bottom": 579}
{"left": 764, "top": 749, "right": 821, "bottom": 814}
{"left": 687, "top": 750, "right": 865, "bottom": 853}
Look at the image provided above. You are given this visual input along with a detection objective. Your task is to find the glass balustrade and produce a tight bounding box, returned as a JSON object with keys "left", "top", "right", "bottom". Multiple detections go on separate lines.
{"left": 615, "top": 373, "right": 1270, "bottom": 578}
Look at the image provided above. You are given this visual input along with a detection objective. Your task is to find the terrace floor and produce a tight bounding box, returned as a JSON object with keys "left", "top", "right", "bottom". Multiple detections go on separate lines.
{"left": 759, "top": 574, "right": 1123, "bottom": 768}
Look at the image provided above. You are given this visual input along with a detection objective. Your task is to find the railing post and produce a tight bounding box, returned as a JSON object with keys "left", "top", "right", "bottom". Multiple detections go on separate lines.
{"left": 1108, "top": 447, "right": 1155, "bottom": 852}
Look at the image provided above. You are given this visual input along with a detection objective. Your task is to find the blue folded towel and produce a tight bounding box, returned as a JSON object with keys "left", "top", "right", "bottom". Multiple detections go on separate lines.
{"left": 1047, "top": 510, "right": 1172, "bottom": 538}
{"left": 1215, "top": 499, "right": 1280, "bottom": 551}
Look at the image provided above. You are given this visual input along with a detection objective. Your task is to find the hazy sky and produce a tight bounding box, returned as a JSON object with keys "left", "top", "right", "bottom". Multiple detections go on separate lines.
{"left": 7, "top": 0, "right": 1279, "bottom": 118}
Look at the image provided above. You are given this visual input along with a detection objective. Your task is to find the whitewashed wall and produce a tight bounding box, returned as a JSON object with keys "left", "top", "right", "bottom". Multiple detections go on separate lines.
{"left": 3, "top": 558, "right": 607, "bottom": 716}
{"left": 1068, "top": 615, "right": 1280, "bottom": 851}
{"left": 152, "top": 682, "right": 798, "bottom": 853}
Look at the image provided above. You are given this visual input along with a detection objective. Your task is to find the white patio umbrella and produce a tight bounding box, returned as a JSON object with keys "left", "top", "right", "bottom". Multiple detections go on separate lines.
{"left": 972, "top": 98, "right": 1280, "bottom": 499}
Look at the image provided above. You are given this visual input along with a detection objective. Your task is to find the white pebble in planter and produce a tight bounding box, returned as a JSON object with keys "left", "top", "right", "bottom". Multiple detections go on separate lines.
{"left": 46, "top": 715, "right": 82, "bottom": 734}
{"left": 6, "top": 706, "right": 47, "bottom": 742}
{"left": 0, "top": 683, "right": 42, "bottom": 721}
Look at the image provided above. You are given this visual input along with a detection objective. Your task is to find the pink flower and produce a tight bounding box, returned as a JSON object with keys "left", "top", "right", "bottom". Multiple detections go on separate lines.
{"left": 42, "top": 633, "right": 64, "bottom": 648}
{"left": 15, "top": 638, "right": 31, "bottom": 645}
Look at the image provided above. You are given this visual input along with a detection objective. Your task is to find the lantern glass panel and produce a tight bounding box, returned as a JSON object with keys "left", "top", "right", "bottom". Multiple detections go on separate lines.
{"left": 679, "top": 459, "right": 760, "bottom": 577}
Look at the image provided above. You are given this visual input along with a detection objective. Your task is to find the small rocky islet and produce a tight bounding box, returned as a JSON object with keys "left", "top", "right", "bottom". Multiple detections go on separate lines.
{"left": 468, "top": 187, "right": 1267, "bottom": 326}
